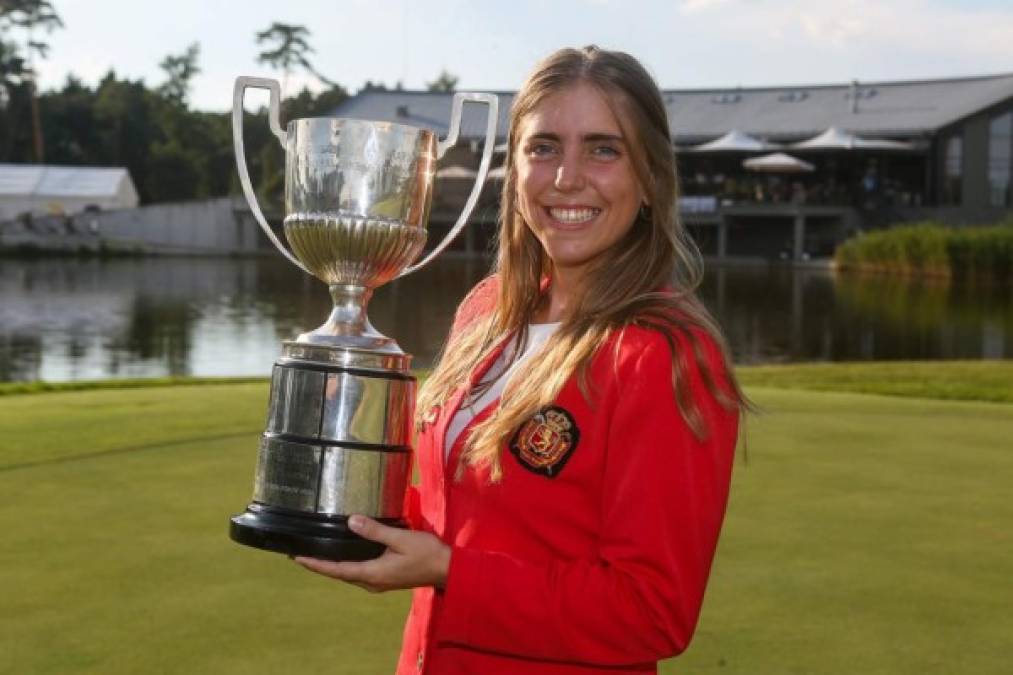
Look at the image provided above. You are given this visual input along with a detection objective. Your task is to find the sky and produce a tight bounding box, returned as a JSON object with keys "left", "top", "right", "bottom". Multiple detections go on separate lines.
{"left": 18, "top": 0, "right": 1013, "bottom": 111}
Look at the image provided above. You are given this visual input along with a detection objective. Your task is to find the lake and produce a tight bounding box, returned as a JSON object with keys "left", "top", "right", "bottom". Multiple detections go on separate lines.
{"left": 1, "top": 256, "right": 1009, "bottom": 382}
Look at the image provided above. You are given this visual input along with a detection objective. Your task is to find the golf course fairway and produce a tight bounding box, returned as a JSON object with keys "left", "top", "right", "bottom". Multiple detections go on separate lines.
{"left": 1, "top": 372, "right": 1010, "bottom": 674}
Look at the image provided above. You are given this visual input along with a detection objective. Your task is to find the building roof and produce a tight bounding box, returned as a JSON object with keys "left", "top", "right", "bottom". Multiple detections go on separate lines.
{"left": 0, "top": 164, "right": 133, "bottom": 198}
{"left": 333, "top": 90, "right": 515, "bottom": 145}
{"left": 329, "top": 72, "right": 1013, "bottom": 144}
{"left": 664, "top": 73, "right": 1013, "bottom": 141}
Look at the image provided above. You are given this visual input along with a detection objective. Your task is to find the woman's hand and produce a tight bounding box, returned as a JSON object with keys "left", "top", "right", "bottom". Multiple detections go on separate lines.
{"left": 293, "top": 515, "right": 451, "bottom": 593}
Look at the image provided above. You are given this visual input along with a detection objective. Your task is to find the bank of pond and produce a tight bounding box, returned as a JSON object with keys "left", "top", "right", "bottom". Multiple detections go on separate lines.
{"left": 835, "top": 220, "right": 1013, "bottom": 281}
{"left": 3, "top": 360, "right": 1010, "bottom": 404}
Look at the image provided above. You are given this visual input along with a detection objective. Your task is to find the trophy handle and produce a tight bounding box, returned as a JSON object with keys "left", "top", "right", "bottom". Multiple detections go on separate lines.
{"left": 232, "top": 76, "right": 310, "bottom": 274}
{"left": 400, "top": 92, "right": 499, "bottom": 277}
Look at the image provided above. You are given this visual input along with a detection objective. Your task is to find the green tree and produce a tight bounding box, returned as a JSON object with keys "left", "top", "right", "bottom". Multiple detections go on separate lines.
{"left": 0, "top": 25, "right": 361, "bottom": 205}
{"left": 158, "top": 42, "right": 200, "bottom": 107}
{"left": 93, "top": 71, "right": 159, "bottom": 200}
{"left": 284, "top": 84, "right": 348, "bottom": 120}
{"left": 0, "top": 37, "right": 27, "bottom": 101}
{"left": 0, "top": 0, "right": 64, "bottom": 162}
{"left": 255, "top": 22, "right": 337, "bottom": 96}
{"left": 426, "top": 69, "right": 459, "bottom": 93}
{"left": 38, "top": 75, "right": 100, "bottom": 165}
{"left": 0, "top": 38, "right": 31, "bottom": 159}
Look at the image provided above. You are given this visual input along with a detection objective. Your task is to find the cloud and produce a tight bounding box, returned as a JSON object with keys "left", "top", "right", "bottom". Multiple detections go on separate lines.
{"left": 678, "top": 0, "right": 734, "bottom": 12}
{"left": 847, "top": 0, "right": 1013, "bottom": 61}
{"left": 29, "top": 0, "right": 1013, "bottom": 110}
{"left": 671, "top": 0, "right": 1013, "bottom": 73}
{"left": 798, "top": 14, "right": 865, "bottom": 46}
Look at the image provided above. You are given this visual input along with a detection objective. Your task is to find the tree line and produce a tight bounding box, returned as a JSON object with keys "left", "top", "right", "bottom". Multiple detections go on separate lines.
{"left": 0, "top": 3, "right": 458, "bottom": 206}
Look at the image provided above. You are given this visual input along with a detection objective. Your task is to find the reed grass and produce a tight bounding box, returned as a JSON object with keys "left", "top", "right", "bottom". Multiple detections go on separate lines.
{"left": 835, "top": 221, "right": 1013, "bottom": 281}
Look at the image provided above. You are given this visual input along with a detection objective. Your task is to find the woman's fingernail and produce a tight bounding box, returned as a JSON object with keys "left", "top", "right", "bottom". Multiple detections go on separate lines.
{"left": 348, "top": 515, "right": 364, "bottom": 531}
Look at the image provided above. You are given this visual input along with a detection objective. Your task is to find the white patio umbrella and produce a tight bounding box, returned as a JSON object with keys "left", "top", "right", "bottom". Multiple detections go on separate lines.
{"left": 436, "top": 165, "right": 478, "bottom": 179}
{"left": 685, "top": 129, "right": 781, "bottom": 153}
{"left": 790, "top": 126, "right": 913, "bottom": 151}
{"left": 742, "top": 152, "right": 815, "bottom": 173}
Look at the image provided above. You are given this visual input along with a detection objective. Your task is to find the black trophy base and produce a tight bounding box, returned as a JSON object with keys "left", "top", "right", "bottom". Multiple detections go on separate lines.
{"left": 230, "top": 503, "right": 402, "bottom": 561}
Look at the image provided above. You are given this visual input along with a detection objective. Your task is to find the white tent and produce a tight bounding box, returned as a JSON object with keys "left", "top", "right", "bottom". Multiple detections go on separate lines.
{"left": 685, "top": 130, "right": 781, "bottom": 153}
{"left": 790, "top": 127, "right": 914, "bottom": 151}
{"left": 0, "top": 164, "right": 139, "bottom": 221}
{"left": 743, "top": 152, "right": 815, "bottom": 173}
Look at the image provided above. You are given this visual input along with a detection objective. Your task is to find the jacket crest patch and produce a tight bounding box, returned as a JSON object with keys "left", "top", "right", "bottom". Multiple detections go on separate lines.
{"left": 509, "top": 406, "right": 580, "bottom": 478}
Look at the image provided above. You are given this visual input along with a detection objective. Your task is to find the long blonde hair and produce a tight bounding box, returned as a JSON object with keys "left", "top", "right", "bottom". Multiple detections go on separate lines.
{"left": 416, "top": 46, "right": 747, "bottom": 481}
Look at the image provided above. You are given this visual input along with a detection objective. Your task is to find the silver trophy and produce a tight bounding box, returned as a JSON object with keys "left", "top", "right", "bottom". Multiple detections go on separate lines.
{"left": 228, "top": 76, "right": 498, "bottom": 560}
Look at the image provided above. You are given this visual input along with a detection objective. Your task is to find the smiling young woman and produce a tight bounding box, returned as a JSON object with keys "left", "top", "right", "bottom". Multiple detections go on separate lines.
{"left": 294, "top": 46, "right": 749, "bottom": 675}
{"left": 514, "top": 81, "right": 645, "bottom": 294}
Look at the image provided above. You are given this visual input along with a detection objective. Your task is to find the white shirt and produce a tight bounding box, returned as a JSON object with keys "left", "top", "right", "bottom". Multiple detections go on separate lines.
{"left": 444, "top": 322, "right": 561, "bottom": 460}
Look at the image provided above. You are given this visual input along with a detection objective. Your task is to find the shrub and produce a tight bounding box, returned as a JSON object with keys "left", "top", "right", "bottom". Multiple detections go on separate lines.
{"left": 836, "top": 221, "right": 1013, "bottom": 282}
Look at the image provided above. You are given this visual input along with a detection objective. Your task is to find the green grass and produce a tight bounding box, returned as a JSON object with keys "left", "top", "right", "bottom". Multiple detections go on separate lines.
{"left": 5, "top": 360, "right": 1010, "bottom": 404}
{"left": 0, "top": 376, "right": 267, "bottom": 397}
{"left": 0, "top": 383, "right": 407, "bottom": 675}
{"left": 668, "top": 388, "right": 1012, "bottom": 675}
{"left": 737, "top": 360, "right": 1013, "bottom": 404}
{"left": 1, "top": 378, "right": 1011, "bottom": 674}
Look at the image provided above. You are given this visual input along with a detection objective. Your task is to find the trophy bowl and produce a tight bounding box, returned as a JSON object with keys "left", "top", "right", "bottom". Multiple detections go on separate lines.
{"left": 228, "top": 77, "right": 498, "bottom": 560}
{"left": 283, "top": 117, "right": 433, "bottom": 290}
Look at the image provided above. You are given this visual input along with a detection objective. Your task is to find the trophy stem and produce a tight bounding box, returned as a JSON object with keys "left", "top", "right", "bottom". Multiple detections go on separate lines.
{"left": 325, "top": 284, "right": 376, "bottom": 336}
{"left": 296, "top": 284, "right": 400, "bottom": 352}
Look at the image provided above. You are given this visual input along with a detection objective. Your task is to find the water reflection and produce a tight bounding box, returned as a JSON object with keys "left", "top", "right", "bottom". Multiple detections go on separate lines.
{"left": 0, "top": 257, "right": 1009, "bottom": 382}
{"left": 0, "top": 257, "right": 490, "bottom": 382}
{"left": 706, "top": 266, "right": 1012, "bottom": 363}
{"left": 831, "top": 275, "right": 1012, "bottom": 360}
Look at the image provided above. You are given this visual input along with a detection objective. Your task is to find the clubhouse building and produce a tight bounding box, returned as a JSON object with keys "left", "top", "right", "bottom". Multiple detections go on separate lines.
{"left": 331, "top": 72, "right": 1013, "bottom": 261}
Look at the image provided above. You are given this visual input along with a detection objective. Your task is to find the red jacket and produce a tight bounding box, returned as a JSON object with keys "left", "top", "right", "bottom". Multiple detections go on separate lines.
{"left": 397, "top": 277, "right": 739, "bottom": 674}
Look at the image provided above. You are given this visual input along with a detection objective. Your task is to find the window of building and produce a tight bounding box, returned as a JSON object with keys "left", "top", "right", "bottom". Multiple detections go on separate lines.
{"left": 943, "top": 135, "right": 962, "bottom": 205}
{"left": 777, "top": 91, "right": 809, "bottom": 103}
{"left": 988, "top": 112, "right": 1012, "bottom": 207}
